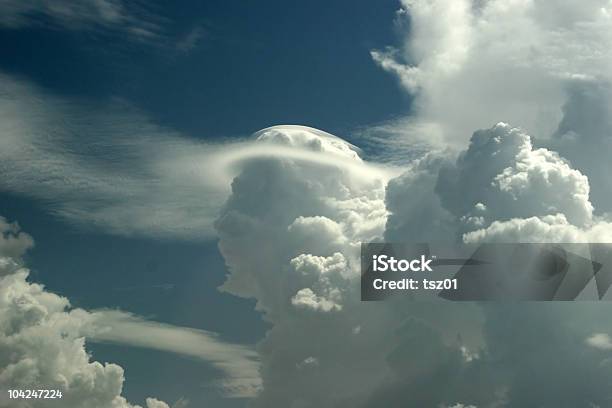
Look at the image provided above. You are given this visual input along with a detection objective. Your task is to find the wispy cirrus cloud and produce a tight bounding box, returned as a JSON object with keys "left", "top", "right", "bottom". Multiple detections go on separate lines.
{"left": 0, "top": 72, "right": 228, "bottom": 239}
{"left": 175, "top": 25, "right": 206, "bottom": 54}
{"left": 0, "top": 73, "right": 399, "bottom": 240}
{"left": 0, "top": 0, "right": 165, "bottom": 40}
{"left": 86, "top": 311, "right": 262, "bottom": 398}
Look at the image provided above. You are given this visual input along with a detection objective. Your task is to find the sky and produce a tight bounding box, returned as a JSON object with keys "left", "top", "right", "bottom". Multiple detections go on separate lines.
{"left": 3, "top": 1, "right": 612, "bottom": 408}
{"left": 0, "top": 1, "right": 406, "bottom": 407}
{"left": 0, "top": 0, "right": 408, "bottom": 137}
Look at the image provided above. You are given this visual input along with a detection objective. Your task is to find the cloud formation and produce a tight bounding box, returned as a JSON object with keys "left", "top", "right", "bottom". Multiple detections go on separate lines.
{"left": 0, "top": 73, "right": 398, "bottom": 241}
{"left": 549, "top": 80, "right": 612, "bottom": 214}
{"left": 434, "top": 122, "right": 598, "bottom": 238}
{"left": 211, "top": 1, "right": 612, "bottom": 401}
{"left": 4, "top": 1, "right": 612, "bottom": 406}
{"left": 371, "top": 0, "right": 612, "bottom": 247}
{"left": 371, "top": 0, "right": 612, "bottom": 148}
{"left": 0, "top": 217, "right": 34, "bottom": 260}
{"left": 86, "top": 311, "right": 261, "bottom": 398}
{"left": 215, "top": 126, "right": 487, "bottom": 407}
{"left": 214, "top": 121, "right": 612, "bottom": 406}
{"left": 0, "top": 217, "right": 260, "bottom": 406}
{"left": 0, "top": 219, "right": 169, "bottom": 408}
{"left": 586, "top": 333, "right": 612, "bottom": 351}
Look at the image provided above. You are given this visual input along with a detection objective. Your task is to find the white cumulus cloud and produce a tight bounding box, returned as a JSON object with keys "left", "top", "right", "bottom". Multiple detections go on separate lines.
{"left": 0, "top": 260, "right": 169, "bottom": 408}
{"left": 371, "top": 0, "right": 612, "bottom": 148}
{"left": 586, "top": 333, "right": 612, "bottom": 351}
{"left": 215, "top": 126, "right": 486, "bottom": 407}
{"left": 0, "top": 217, "right": 261, "bottom": 406}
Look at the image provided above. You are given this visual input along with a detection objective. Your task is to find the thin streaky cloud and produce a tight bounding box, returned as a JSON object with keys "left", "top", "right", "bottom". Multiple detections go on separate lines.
{"left": 0, "top": 73, "right": 402, "bottom": 241}
{"left": 86, "top": 311, "right": 262, "bottom": 398}
{"left": 0, "top": 0, "right": 165, "bottom": 40}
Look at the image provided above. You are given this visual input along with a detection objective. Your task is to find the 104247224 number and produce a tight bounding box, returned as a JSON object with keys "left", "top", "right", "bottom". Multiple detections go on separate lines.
{"left": 7, "top": 389, "right": 63, "bottom": 399}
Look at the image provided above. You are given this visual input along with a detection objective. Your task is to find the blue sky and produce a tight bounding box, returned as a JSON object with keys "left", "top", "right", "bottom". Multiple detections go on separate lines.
{"left": 0, "top": 1, "right": 407, "bottom": 406}
{"left": 0, "top": 1, "right": 408, "bottom": 138}
{"left": 5, "top": 1, "right": 612, "bottom": 407}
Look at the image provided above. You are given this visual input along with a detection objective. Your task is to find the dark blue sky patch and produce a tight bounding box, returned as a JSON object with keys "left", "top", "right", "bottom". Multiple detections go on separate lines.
{"left": 0, "top": 0, "right": 408, "bottom": 139}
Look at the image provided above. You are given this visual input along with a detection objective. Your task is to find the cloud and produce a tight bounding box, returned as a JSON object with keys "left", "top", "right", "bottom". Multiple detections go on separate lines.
{"left": 420, "top": 121, "right": 612, "bottom": 246}
{"left": 548, "top": 80, "right": 612, "bottom": 214}
{"left": 463, "top": 213, "right": 612, "bottom": 244}
{"left": 144, "top": 399, "right": 170, "bottom": 408}
{"left": 0, "top": 217, "right": 260, "bottom": 405}
{"left": 435, "top": 122, "right": 595, "bottom": 236}
{"left": 385, "top": 121, "right": 607, "bottom": 246}
{"left": 170, "top": 398, "right": 189, "bottom": 408}
{"left": 366, "top": 0, "right": 612, "bottom": 250}
{"left": 364, "top": 0, "right": 612, "bottom": 252}
{"left": 384, "top": 152, "right": 456, "bottom": 242}
{"left": 197, "top": 1, "right": 612, "bottom": 406}
{"left": 444, "top": 405, "right": 477, "bottom": 408}
{"left": 0, "top": 73, "right": 398, "bottom": 241}
{"left": 373, "top": 116, "right": 612, "bottom": 407}
{"left": 586, "top": 333, "right": 612, "bottom": 351}
{"left": 478, "top": 304, "right": 612, "bottom": 407}
{"left": 5, "top": 1, "right": 612, "bottom": 406}
{"left": 214, "top": 119, "right": 612, "bottom": 406}
{"left": 0, "top": 217, "right": 34, "bottom": 260}
{"left": 0, "top": 260, "right": 169, "bottom": 408}
{"left": 176, "top": 25, "right": 206, "bottom": 53}
{"left": 215, "top": 127, "right": 390, "bottom": 406}
{"left": 371, "top": 0, "right": 612, "bottom": 148}
{"left": 214, "top": 126, "right": 486, "bottom": 407}
{"left": 364, "top": 2, "right": 612, "bottom": 404}
{"left": 0, "top": 0, "right": 163, "bottom": 40}
{"left": 85, "top": 311, "right": 261, "bottom": 398}
{"left": 351, "top": 117, "right": 446, "bottom": 165}
{"left": 291, "top": 288, "right": 341, "bottom": 312}
{"left": 211, "top": 87, "right": 612, "bottom": 406}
